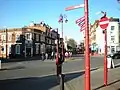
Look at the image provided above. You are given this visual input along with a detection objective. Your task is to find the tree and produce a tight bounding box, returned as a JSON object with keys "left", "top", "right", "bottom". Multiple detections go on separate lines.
{"left": 67, "top": 38, "right": 77, "bottom": 49}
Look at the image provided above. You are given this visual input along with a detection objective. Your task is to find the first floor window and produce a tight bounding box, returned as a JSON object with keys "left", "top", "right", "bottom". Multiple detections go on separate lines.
{"left": 111, "top": 46, "right": 115, "bottom": 53}
{"left": 1, "top": 45, "right": 5, "bottom": 54}
{"left": 15, "top": 45, "right": 20, "bottom": 54}
{"left": 16, "top": 34, "right": 20, "bottom": 41}
{"left": 36, "top": 34, "right": 39, "bottom": 41}
{"left": 116, "top": 46, "right": 120, "bottom": 51}
{"left": 8, "top": 34, "right": 12, "bottom": 41}
{"left": 9, "top": 46, "right": 11, "bottom": 54}
{"left": 36, "top": 44, "right": 39, "bottom": 54}
{"left": 111, "top": 36, "right": 115, "bottom": 41}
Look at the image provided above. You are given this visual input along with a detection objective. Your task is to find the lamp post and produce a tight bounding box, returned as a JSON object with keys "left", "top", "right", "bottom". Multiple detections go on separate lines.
{"left": 5, "top": 28, "right": 8, "bottom": 59}
{"left": 58, "top": 14, "right": 68, "bottom": 62}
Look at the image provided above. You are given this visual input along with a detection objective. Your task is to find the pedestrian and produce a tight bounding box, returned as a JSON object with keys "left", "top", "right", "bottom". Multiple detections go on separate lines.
{"left": 45, "top": 53, "right": 48, "bottom": 60}
{"left": 42, "top": 52, "right": 44, "bottom": 61}
{"left": 51, "top": 52, "right": 54, "bottom": 60}
{"left": 65, "top": 52, "right": 68, "bottom": 58}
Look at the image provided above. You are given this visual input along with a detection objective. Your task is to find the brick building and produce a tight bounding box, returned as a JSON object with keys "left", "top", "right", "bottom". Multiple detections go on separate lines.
{"left": 0, "top": 22, "right": 60, "bottom": 59}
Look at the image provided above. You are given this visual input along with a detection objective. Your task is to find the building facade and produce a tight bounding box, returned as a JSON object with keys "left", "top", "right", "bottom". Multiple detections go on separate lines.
{"left": 89, "top": 20, "right": 99, "bottom": 52}
{"left": 96, "top": 18, "right": 120, "bottom": 54}
{"left": 0, "top": 22, "right": 60, "bottom": 59}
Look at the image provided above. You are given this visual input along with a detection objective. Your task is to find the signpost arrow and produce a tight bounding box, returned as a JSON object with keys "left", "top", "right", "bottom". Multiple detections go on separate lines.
{"left": 65, "top": 4, "right": 84, "bottom": 11}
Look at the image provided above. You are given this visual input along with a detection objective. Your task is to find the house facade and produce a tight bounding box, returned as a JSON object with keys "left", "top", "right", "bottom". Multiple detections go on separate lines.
{"left": 96, "top": 18, "right": 120, "bottom": 54}
{"left": 89, "top": 20, "right": 99, "bottom": 52}
{"left": 0, "top": 22, "right": 60, "bottom": 59}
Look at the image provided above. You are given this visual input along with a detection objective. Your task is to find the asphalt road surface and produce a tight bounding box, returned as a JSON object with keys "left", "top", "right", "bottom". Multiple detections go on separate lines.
{"left": 0, "top": 56, "right": 120, "bottom": 90}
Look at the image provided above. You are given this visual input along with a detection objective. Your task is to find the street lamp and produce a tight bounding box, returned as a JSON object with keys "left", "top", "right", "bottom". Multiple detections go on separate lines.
{"left": 58, "top": 14, "right": 68, "bottom": 62}
{"left": 3, "top": 26, "right": 8, "bottom": 59}
{"left": 5, "top": 28, "right": 8, "bottom": 59}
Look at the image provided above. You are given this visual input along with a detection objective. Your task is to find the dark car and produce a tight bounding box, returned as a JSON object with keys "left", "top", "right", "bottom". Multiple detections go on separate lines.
{"left": 109, "top": 51, "right": 120, "bottom": 59}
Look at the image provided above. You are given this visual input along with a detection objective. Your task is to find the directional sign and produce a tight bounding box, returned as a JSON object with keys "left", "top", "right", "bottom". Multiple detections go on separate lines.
{"left": 99, "top": 17, "right": 109, "bottom": 29}
{"left": 65, "top": 4, "right": 84, "bottom": 11}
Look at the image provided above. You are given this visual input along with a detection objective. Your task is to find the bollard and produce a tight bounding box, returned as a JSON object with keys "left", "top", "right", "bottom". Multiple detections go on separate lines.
{"left": 0, "top": 60, "right": 1, "bottom": 69}
{"left": 59, "top": 74, "right": 65, "bottom": 90}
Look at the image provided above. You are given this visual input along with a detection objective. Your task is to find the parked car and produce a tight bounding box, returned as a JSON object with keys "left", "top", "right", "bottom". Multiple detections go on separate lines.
{"left": 108, "top": 51, "right": 120, "bottom": 59}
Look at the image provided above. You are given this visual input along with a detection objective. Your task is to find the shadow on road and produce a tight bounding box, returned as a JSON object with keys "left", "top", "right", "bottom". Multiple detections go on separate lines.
{"left": 1, "top": 56, "right": 42, "bottom": 63}
{"left": 0, "top": 66, "right": 25, "bottom": 71}
{"left": 115, "top": 64, "right": 120, "bottom": 68}
{"left": 0, "top": 68, "right": 98, "bottom": 90}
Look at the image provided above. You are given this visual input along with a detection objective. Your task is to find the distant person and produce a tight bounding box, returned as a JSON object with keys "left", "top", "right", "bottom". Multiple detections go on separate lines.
{"left": 65, "top": 52, "right": 68, "bottom": 58}
{"left": 42, "top": 52, "right": 44, "bottom": 61}
{"left": 51, "top": 52, "right": 54, "bottom": 60}
{"left": 45, "top": 53, "right": 48, "bottom": 60}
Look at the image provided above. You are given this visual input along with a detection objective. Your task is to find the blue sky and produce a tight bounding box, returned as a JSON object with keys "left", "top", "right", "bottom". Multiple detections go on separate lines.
{"left": 0, "top": 0, "right": 120, "bottom": 43}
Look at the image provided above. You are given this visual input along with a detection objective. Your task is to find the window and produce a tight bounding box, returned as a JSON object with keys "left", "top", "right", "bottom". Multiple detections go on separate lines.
{"left": 111, "top": 36, "right": 115, "bottom": 41}
{"left": 111, "top": 46, "right": 115, "bottom": 53}
{"left": 8, "top": 34, "right": 12, "bottom": 41}
{"left": 1, "top": 45, "right": 5, "bottom": 54}
{"left": 9, "top": 46, "right": 11, "bottom": 54}
{"left": 48, "top": 40, "right": 49, "bottom": 43}
{"left": 36, "top": 44, "right": 39, "bottom": 54}
{"left": 116, "top": 46, "right": 120, "bottom": 51}
{"left": 111, "top": 26, "right": 115, "bottom": 30}
{"left": 41, "top": 35, "right": 45, "bottom": 42}
{"left": 16, "top": 34, "right": 20, "bottom": 41}
{"left": 1, "top": 35, "right": 6, "bottom": 41}
{"left": 15, "top": 45, "right": 20, "bottom": 54}
{"left": 26, "top": 33, "right": 31, "bottom": 40}
{"left": 36, "top": 34, "right": 39, "bottom": 41}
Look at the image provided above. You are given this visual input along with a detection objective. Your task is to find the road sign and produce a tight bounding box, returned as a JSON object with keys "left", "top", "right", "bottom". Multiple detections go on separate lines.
{"left": 65, "top": 4, "right": 84, "bottom": 11}
{"left": 99, "top": 17, "right": 109, "bottom": 29}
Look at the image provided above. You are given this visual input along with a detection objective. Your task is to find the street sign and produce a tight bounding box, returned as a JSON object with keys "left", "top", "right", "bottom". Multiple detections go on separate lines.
{"left": 99, "top": 17, "right": 109, "bottom": 29}
{"left": 65, "top": 4, "right": 84, "bottom": 11}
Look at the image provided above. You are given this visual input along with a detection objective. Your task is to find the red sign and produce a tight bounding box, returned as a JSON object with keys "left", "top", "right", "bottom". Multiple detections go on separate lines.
{"left": 99, "top": 17, "right": 109, "bottom": 29}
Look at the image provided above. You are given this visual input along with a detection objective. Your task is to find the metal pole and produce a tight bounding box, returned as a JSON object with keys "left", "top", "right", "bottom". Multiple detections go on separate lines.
{"left": 56, "top": 29, "right": 59, "bottom": 76}
{"left": 6, "top": 29, "right": 8, "bottom": 59}
{"left": 59, "top": 74, "right": 65, "bottom": 90}
{"left": 61, "top": 20, "right": 64, "bottom": 62}
{"left": 84, "top": 0, "right": 91, "bottom": 90}
{"left": 104, "top": 29, "right": 108, "bottom": 86}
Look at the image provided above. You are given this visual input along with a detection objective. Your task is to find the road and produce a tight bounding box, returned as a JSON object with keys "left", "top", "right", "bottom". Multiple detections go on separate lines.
{"left": 0, "top": 56, "right": 120, "bottom": 90}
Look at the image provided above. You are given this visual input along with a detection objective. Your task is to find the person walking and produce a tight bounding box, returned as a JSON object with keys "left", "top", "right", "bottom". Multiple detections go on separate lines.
{"left": 51, "top": 52, "right": 54, "bottom": 60}
{"left": 45, "top": 53, "right": 48, "bottom": 60}
{"left": 42, "top": 52, "right": 44, "bottom": 61}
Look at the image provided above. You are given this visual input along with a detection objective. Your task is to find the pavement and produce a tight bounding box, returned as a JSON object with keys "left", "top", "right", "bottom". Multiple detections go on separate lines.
{"left": 52, "top": 64, "right": 120, "bottom": 90}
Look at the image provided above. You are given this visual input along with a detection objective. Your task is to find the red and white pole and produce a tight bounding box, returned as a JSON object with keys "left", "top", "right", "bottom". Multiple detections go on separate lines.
{"left": 104, "top": 29, "right": 108, "bottom": 86}
{"left": 84, "top": 0, "right": 91, "bottom": 90}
